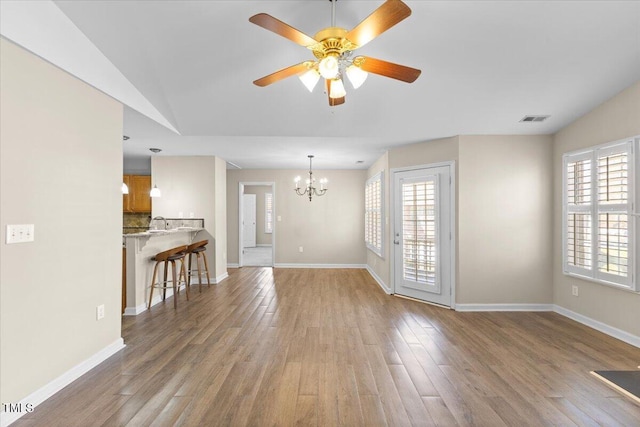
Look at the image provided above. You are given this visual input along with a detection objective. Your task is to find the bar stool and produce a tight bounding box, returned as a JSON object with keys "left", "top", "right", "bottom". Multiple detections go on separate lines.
{"left": 186, "top": 240, "right": 211, "bottom": 292}
{"left": 148, "top": 245, "right": 189, "bottom": 309}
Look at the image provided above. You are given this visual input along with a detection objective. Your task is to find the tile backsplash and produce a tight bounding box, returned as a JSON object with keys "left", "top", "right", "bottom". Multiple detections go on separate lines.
{"left": 123, "top": 213, "right": 151, "bottom": 234}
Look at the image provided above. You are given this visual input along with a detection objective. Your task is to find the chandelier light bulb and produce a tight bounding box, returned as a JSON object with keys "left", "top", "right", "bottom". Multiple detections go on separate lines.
{"left": 298, "top": 69, "right": 320, "bottom": 92}
{"left": 318, "top": 55, "right": 340, "bottom": 79}
{"left": 329, "top": 78, "right": 346, "bottom": 99}
{"left": 346, "top": 65, "right": 368, "bottom": 89}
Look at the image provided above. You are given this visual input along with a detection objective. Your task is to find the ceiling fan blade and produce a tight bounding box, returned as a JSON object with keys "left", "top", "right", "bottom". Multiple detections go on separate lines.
{"left": 345, "top": 0, "right": 412, "bottom": 48}
{"left": 254, "top": 62, "right": 311, "bottom": 87}
{"left": 249, "top": 13, "right": 318, "bottom": 47}
{"left": 326, "top": 79, "right": 345, "bottom": 106}
{"left": 357, "top": 56, "right": 421, "bottom": 83}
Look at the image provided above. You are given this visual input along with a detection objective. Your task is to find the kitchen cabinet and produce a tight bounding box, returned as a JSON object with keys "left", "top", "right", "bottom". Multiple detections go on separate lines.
{"left": 123, "top": 175, "right": 151, "bottom": 212}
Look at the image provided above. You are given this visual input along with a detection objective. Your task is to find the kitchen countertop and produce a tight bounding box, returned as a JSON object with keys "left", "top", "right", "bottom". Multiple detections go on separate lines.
{"left": 123, "top": 227, "right": 204, "bottom": 238}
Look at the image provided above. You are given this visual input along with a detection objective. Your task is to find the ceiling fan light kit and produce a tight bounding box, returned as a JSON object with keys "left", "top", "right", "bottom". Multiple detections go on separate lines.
{"left": 249, "top": 0, "right": 421, "bottom": 106}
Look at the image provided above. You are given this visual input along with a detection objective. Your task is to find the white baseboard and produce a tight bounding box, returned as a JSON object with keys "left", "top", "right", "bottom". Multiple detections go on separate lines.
{"left": 274, "top": 263, "right": 367, "bottom": 269}
{"left": 553, "top": 305, "right": 640, "bottom": 348}
{"left": 213, "top": 272, "right": 228, "bottom": 283}
{"left": 455, "top": 303, "right": 554, "bottom": 312}
{"left": 227, "top": 263, "right": 239, "bottom": 268}
{"left": 123, "top": 288, "right": 176, "bottom": 316}
{"left": 365, "top": 266, "right": 391, "bottom": 294}
{"left": 453, "top": 303, "right": 639, "bottom": 348}
{"left": 0, "top": 338, "right": 125, "bottom": 427}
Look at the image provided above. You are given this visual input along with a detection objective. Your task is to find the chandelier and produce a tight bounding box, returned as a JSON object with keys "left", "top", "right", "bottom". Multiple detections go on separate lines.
{"left": 294, "top": 155, "right": 328, "bottom": 201}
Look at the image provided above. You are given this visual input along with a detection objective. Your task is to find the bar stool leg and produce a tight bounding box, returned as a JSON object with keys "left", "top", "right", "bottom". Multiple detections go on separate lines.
{"left": 202, "top": 251, "right": 211, "bottom": 287}
{"left": 170, "top": 259, "right": 178, "bottom": 309}
{"left": 162, "top": 261, "right": 169, "bottom": 301}
{"left": 180, "top": 257, "right": 189, "bottom": 301}
{"left": 187, "top": 252, "right": 193, "bottom": 288}
{"left": 196, "top": 252, "right": 205, "bottom": 292}
{"left": 148, "top": 261, "right": 160, "bottom": 309}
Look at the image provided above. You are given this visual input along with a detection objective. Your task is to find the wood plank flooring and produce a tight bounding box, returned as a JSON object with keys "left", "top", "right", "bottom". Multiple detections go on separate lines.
{"left": 15, "top": 267, "right": 640, "bottom": 426}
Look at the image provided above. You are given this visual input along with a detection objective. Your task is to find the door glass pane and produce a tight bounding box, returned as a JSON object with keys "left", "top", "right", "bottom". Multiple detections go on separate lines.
{"left": 402, "top": 179, "right": 436, "bottom": 284}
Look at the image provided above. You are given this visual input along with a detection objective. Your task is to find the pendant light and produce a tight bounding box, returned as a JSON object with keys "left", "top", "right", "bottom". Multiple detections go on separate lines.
{"left": 149, "top": 147, "right": 162, "bottom": 198}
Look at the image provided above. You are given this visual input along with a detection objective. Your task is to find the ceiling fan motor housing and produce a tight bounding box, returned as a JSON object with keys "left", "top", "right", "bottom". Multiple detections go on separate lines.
{"left": 311, "top": 27, "right": 357, "bottom": 59}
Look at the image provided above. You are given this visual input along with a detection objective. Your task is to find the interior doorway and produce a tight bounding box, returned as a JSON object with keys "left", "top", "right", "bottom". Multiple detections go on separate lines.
{"left": 239, "top": 182, "right": 275, "bottom": 267}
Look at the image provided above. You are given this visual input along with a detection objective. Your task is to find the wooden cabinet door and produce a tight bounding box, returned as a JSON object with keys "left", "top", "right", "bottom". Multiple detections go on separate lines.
{"left": 130, "top": 175, "right": 152, "bottom": 212}
{"left": 123, "top": 175, "right": 132, "bottom": 212}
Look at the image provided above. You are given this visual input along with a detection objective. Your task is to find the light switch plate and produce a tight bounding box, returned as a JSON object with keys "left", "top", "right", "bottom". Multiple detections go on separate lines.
{"left": 6, "top": 224, "right": 35, "bottom": 244}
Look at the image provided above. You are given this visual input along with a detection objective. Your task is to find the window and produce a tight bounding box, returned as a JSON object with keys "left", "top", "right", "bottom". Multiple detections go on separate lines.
{"left": 265, "top": 193, "right": 273, "bottom": 234}
{"left": 365, "top": 172, "right": 384, "bottom": 257}
{"left": 563, "top": 137, "right": 638, "bottom": 290}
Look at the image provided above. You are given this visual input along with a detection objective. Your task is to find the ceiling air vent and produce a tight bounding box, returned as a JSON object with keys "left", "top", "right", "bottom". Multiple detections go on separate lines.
{"left": 520, "top": 115, "right": 550, "bottom": 123}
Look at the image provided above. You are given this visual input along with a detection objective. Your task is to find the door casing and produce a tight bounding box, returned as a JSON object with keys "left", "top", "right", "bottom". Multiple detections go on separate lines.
{"left": 238, "top": 182, "right": 276, "bottom": 267}
{"left": 390, "top": 161, "right": 456, "bottom": 309}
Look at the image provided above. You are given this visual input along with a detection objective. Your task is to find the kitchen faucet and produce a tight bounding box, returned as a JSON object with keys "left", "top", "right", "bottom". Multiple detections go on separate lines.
{"left": 151, "top": 216, "right": 167, "bottom": 230}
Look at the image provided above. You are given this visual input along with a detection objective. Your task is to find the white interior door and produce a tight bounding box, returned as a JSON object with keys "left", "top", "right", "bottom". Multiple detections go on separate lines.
{"left": 393, "top": 164, "right": 453, "bottom": 307}
{"left": 242, "top": 194, "right": 257, "bottom": 248}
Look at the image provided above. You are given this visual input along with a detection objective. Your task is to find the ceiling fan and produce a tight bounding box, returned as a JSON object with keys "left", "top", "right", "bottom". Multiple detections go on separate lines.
{"left": 249, "top": 0, "right": 421, "bottom": 106}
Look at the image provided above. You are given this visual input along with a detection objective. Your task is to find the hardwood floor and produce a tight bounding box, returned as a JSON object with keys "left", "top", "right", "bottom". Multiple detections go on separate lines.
{"left": 16, "top": 267, "right": 640, "bottom": 426}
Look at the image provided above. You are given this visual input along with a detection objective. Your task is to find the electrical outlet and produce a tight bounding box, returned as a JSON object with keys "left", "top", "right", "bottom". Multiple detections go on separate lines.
{"left": 572, "top": 285, "right": 579, "bottom": 297}
{"left": 299, "top": 246, "right": 303, "bottom": 253}
{"left": 96, "top": 304, "right": 105, "bottom": 320}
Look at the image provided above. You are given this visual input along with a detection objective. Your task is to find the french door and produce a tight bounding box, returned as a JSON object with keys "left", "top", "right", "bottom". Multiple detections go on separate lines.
{"left": 393, "top": 164, "right": 453, "bottom": 307}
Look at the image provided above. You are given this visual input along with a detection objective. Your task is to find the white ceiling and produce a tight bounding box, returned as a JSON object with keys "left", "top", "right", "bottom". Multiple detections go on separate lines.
{"left": 46, "top": 1, "right": 640, "bottom": 169}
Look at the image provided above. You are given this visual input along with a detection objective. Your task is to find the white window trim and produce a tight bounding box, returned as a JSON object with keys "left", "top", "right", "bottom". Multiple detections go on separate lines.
{"left": 365, "top": 171, "right": 384, "bottom": 258}
{"left": 265, "top": 192, "right": 273, "bottom": 234}
{"left": 562, "top": 136, "right": 639, "bottom": 292}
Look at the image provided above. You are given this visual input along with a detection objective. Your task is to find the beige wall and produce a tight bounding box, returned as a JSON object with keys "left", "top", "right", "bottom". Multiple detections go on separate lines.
{"left": 1, "top": 40, "right": 123, "bottom": 403}
{"left": 244, "top": 185, "right": 273, "bottom": 246}
{"left": 227, "top": 169, "right": 367, "bottom": 265}
{"left": 388, "top": 136, "right": 460, "bottom": 170}
{"left": 367, "top": 137, "right": 460, "bottom": 293}
{"left": 370, "top": 135, "right": 554, "bottom": 306}
{"left": 151, "top": 156, "right": 227, "bottom": 279}
{"left": 553, "top": 81, "right": 640, "bottom": 337}
{"left": 458, "top": 135, "right": 554, "bottom": 304}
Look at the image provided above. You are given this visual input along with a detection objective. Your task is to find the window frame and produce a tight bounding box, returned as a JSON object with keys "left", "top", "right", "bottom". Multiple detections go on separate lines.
{"left": 365, "top": 171, "right": 384, "bottom": 258}
{"left": 264, "top": 192, "right": 273, "bottom": 234}
{"left": 562, "top": 136, "right": 638, "bottom": 291}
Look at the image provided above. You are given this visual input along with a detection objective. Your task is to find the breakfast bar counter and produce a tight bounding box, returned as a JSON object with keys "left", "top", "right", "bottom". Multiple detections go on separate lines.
{"left": 123, "top": 228, "right": 204, "bottom": 315}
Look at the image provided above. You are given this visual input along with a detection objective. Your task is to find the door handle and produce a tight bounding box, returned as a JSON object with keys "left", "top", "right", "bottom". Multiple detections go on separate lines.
{"left": 394, "top": 240, "right": 400, "bottom": 245}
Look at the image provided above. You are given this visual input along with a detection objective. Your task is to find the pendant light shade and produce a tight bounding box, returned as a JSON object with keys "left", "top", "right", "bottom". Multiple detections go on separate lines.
{"left": 121, "top": 182, "right": 129, "bottom": 194}
{"left": 150, "top": 185, "right": 161, "bottom": 198}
